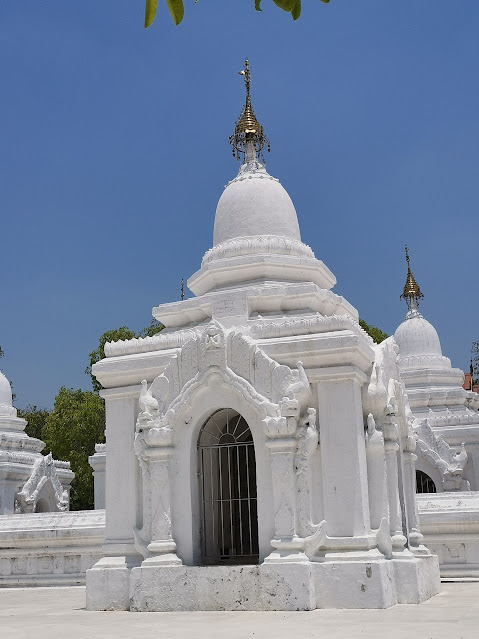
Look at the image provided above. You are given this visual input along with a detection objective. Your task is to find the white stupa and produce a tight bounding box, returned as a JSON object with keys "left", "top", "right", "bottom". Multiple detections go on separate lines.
{"left": 86, "top": 62, "right": 440, "bottom": 611}
{"left": 0, "top": 361, "right": 74, "bottom": 514}
{"left": 394, "top": 248, "right": 479, "bottom": 491}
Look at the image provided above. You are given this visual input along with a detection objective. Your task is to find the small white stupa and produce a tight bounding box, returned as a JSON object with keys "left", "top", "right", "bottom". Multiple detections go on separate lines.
{"left": 86, "top": 62, "right": 440, "bottom": 611}
{"left": 0, "top": 360, "right": 74, "bottom": 515}
{"left": 394, "top": 248, "right": 479, "bottom": 491}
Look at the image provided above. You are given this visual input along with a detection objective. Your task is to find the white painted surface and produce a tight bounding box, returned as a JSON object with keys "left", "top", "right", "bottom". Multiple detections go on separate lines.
{"left": 213, "top": 165, "right": 300, "bottom": 246}
{"left": 418, "top": 492, "right": 479, "bottom": 578}
{"left": 86, "top": 152, "right": 440, "bottom": 610}
{"left": 394, "top": 307, "right": 479, "bottom": 490}
{"left": 0, "top": 370, "right": 13, "bottom": 409}
{"left": 394, "top": 314, "right": 442, "bottom": 359}
{"left": 0, "top": 510, "right": 104, "bottom": 586}
{"left": 88, "top": 444, "right": 106, "bottom": 510}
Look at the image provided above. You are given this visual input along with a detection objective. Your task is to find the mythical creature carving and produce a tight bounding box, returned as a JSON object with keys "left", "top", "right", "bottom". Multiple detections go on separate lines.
{"left": 139, "top": 380, "right": 160, "bottom": 421}
{"left": 15, "top": 453, "right": 69, "bottom": 513}
{"left": 414, "top": 419, "right": 468, "bottom": 491}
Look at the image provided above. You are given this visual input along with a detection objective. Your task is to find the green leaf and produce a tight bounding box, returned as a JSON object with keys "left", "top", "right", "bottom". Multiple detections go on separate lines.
{"left": 255, "top": 0, "right": 262, "bottom": 11}
{"left": 166, "top": 0, "right": 184, "bottom": 25}
{"left": 272, "top": 0, "right": 296, "bottom": 12}
{"left": 144, "top": 0, "right": 158, "bottom": 28}
{"left": 320, "top": 0, "right": 330, "bottom": 3}
{"left": 291, "top": 0, "right": 301, "bottom": 19}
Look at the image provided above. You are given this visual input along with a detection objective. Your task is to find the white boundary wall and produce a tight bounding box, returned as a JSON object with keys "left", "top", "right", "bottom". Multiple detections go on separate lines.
{"left": 0, "top": 510, "right": 104, "bottom": 586}
{"left": 0, "top": 499, "right": 478, "bottom": 587}
{"left": 418, "top": 492, "right": 479, "bottom": 579}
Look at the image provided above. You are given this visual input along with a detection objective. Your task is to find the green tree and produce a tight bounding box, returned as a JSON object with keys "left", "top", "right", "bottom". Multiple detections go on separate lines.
{"left": 42, "top": 387, "right": 105, "bottom": 511}
{"left": 17, "top": 405, "right": 50, "bottom": 441}
{"left": 359, "top": 319, "right": 388, "bottom": 345}
{"left": 138, "top": 318, "right": 165, "bottom": 339}
{"left": 86, "top": 320, "right": 164, "bottom": 392}
{"left": 145, "top": 0, "right": 330, "bottom": 27}
{"left": 86, "top": 326, "right": 136, "bottom": 392}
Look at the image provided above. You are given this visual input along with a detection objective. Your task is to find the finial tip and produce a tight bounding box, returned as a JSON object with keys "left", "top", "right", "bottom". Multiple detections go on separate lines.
{"left": 400, "top": 246, "right": 423, "bottom": 312}
{"left": 229, "top": 60, "right": 269, "bottom": 163}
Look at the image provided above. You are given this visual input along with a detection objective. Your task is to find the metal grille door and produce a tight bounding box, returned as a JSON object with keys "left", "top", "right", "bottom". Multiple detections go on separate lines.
{"left": 198, "top": 409, "right": 258, "bottom": 564}
{"left": 415, "top": 470, "right": 437, "bottom": 493}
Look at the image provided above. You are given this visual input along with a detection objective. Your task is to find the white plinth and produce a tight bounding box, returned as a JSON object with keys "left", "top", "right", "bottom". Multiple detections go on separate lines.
{"left": 129, "top": 563, "right": 316, "bottom": 611}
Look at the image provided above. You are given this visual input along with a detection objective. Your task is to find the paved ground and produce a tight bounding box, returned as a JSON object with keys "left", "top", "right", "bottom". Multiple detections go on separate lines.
{"left": 0, "top": 583, "right": 477, "bottom": 639}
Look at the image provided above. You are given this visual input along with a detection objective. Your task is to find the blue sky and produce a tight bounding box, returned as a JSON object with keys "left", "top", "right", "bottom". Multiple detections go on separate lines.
{"left": 1, "top": 1, "right": 478, "bottom": 409}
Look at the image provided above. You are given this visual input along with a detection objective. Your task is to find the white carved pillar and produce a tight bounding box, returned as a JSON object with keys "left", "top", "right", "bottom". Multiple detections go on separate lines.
{"left": 86, "top": 387, "right": 142, "bottom": 611}
{"left": 263, "top": 413, "right": 306, "bottom": 562}
{"left": 88, "top": 443, "right": 106, "bottom": 510}
{"left": 365, "top": 415, "right": 388, "bottom": 531}
{"left": 316, "top": 372, "right": 372, "bottom": 544}
{"left": 100, "top": 388, "right": 141, "bottom": 558}
{"left": 402, "top": 432, "right": 427, "bottom": 554}
{"left": 138, "top": 426, "right": 181, "bottom": 566}
{"left": 295, "top": 410, "right": 319, "bottom": 539}
{"left": 382, "top": 414, "right": 407, "bottom": 552}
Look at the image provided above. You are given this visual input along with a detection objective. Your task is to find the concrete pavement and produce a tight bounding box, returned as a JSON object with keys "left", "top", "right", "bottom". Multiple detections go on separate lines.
{"left": 0, "top": 583, "right": 477, "bottom": 639}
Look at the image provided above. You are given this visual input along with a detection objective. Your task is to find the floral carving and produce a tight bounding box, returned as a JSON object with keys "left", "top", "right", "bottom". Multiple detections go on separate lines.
{"left": 201, "top": 235, "right": 315, "bottom": 266}
{"left": 250, "top": 314, "right": 370, "bottom": 341}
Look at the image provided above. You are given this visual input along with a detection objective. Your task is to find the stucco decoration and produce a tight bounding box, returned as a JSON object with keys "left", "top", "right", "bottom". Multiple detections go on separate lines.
{"left": 202, "top": 235, "right": 315, "bottom": 265}
{"left": 133, "top": 320, "right": 319, "bottom": 565}
{"left": 250, "top": 313, "right": 371, "bottom": 341}
{"left": 414, "top": 420, "right": 468, "bottom": 491}
{"left": 87, "top": 71, "right": 440, "bottom": 608}
{"left": 361, "top": 337, "right": 432, "bottom": 555}
{"left": 104, "top": 328, "right": 196, "bottom": 358}
{"left": 0, "top": 368, "right": 74, "bottom": 515}
{"left": 15, "top": 453, "right": 69, "bottom": 513}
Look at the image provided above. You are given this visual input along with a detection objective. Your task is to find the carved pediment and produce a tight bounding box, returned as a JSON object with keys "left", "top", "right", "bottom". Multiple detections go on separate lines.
{"left": 136, "top": 321, "right": 313, "bottom": 437}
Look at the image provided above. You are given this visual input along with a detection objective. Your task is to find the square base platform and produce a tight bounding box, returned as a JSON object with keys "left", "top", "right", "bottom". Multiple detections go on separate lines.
{"left": 87, "top": 555, "right": 441, "bottom": 611}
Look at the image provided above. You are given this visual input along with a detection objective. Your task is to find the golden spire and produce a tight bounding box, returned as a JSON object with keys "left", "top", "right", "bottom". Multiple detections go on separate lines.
{"left": 400, "top": 245, "right": 424, "bottom": 312}
{"left": 229, "top": 60, "right": 270, "bottom": 162}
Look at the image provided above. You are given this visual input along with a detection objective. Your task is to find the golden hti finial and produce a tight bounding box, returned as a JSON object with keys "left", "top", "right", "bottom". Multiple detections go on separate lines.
{"left": 229, "top": 60, "right": 270, "bottom": 162}
{"left": 400, "top": 245, "right": 424, "bottom": 312}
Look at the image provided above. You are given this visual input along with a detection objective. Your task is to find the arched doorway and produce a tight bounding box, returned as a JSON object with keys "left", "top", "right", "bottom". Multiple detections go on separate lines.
{"left": 416, "top": 470, "right": 437, "bottom": 493}
{"left": 197, "top": 408, "right": 258, "bottom": 565}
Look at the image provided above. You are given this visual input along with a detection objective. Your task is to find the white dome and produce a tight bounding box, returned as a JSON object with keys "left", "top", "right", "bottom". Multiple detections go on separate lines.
{"left": 394, "top": 314, "right": 442, "bottom": 359}
{"left": 213, "top": 166, "right": 301, "bottom": 246}
{"left": 0, "top": 370, "right": 13, "bottom": 408}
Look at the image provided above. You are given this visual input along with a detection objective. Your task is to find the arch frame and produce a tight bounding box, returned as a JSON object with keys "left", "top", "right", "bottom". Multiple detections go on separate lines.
{"left": 171, "top": 370, "right": 274, "bottom": 565}
{"left": 133, "top": 321, "right": 317, "bottom": 566}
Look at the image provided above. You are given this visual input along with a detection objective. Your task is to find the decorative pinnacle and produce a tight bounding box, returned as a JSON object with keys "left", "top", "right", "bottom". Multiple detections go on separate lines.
{"left": 229, "top": 60, "right": 270, "bottom": 162}
{"left": 400, "top": 245, "right": 424, "bottom": 312}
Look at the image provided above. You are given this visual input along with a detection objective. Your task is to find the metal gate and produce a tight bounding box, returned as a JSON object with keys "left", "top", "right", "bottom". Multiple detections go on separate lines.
{"left": 416, "top": 470, "right": 437, "bottom": 493}
{"left": 198, "top": 408, "right": 258, "bottom": 564}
